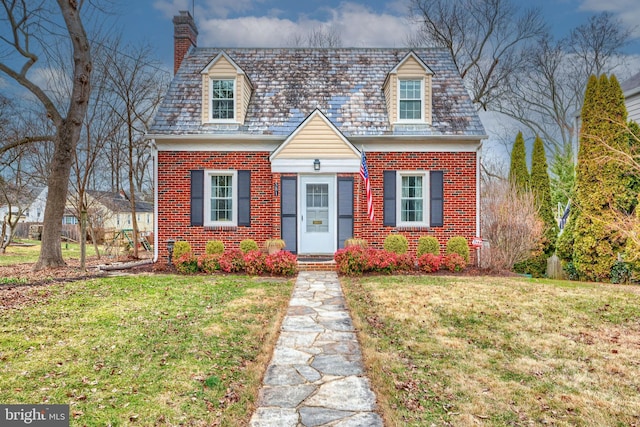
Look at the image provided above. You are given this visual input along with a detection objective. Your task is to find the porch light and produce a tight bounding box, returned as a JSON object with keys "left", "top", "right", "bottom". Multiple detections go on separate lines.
{"left": 313, "top": 159, "right": 321, "bottom": 171}
{"left": 274, "top": 182, "right": 279, "bottom": 196}
{"left": 167, "top": 239, "right": 175, "bottom": 265}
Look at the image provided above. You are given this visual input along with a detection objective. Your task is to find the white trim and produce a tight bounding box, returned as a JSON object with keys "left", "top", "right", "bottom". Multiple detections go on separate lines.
{"left": 208, "top": 77, "right": 237, "bottom": 123}
{"left": 200, "top": 51, "right": 246, "bottom": 75}
{"left": 396, "top": 171, "right": 430, "bottom": 228}
{"left": 476, "top": 147, "right": 481, "bottom": 238}
{"left": 271, "top": 158, "right": 360, "bottom": 173}
{"left": 397, "top": 78, "right": 425, "bottom": 123}
{"left": 153, "top": 141, "right": 158, "bottom": 262}
{"left": 155, "top": 141, "right": 281, "bottom": 151}
{"left": 388, "top": 51, "right": 434, "bottom": 75}
{"left": 204, "top": 170, "right": 238, "bottom": 227}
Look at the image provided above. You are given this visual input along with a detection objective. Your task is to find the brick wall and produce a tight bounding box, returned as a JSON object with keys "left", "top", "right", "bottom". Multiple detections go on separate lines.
{"left": 157, "top": 150, "right": 478, "bottom": 263}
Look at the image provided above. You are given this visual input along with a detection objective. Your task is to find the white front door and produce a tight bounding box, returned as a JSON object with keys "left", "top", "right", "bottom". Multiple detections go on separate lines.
{"left": 299, "top": 175, "right": 335, "bottom": 254}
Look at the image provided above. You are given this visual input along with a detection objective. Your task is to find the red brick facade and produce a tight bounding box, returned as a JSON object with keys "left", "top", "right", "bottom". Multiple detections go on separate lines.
{"left": 157, "top": 150, "right": 478, "bottom": 263}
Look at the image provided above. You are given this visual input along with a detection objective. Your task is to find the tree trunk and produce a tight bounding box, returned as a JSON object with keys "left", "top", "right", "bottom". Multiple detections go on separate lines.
{"left": 33, "top": 1, "right": 92, "bottom": 270}
{"left": 80, "top": 208, "right": 87, "bottom": 271}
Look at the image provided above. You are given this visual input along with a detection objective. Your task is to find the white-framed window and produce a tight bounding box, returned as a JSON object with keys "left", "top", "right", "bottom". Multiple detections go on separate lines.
{"left": 210, "top": 78, "right": 235, "bottom": 121}
{"left": 398, "top": 79, "right": 423, "bottom": 122}
{"left": 205, "top": 170, "right": 237, "bottom": 226}
{"left": 397, "top": 171, "right": 429, "bottom": 227}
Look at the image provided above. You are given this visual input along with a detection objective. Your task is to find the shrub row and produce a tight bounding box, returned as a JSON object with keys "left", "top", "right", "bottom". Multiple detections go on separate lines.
{"left": 334, "top": 246, "right": 467, "bottom": 276}
{"left": 174, "top": 248, "right": 298, "bottom": 276}
{"left": 383, "top": 234, "right": 471, "bottom": 263}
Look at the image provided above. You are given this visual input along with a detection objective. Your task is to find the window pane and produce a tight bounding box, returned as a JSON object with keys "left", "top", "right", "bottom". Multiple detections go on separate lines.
{"left": 401, "top": 175, "right": 424, "bottom": 222}
{"left": 210, "top": 174, "right": 233, "bottom": 222}
{"left": 399, "top": 80, "right": 422, "bottom": 120}
{"left": 211, "top": 79, "right": 234, "bottom": 119}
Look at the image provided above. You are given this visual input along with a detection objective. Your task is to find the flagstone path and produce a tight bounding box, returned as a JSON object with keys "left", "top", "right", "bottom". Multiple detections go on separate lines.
{"left": 249, "top": 271, "right": 383, "bottom": 427}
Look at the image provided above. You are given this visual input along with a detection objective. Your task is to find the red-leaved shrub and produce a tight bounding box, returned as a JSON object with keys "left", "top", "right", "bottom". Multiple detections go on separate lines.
{"left": 175, "top": 251, "right": 198, "bottom": 274}
{"left": 366, "top": 249, "right": 397, "bottom": 274}
{"left": 197, "top": 253, "right": 221, "bottom": 273}
{"left": 443, "top": 253, "right": 466, "bottom": 272}
{"left": 265, "top": 251, "right": 298, "bottom": 276}
{"left": 395, "top": 253, "right": 416, "bottom": 272}
{"left": 334, "top": 246, "right": 369, "bottom": 275}
{"left": 244, "top": 250, "right": 267, "bottom": 275}
{"left": 418, "top": 253, "right": 443, "bottom": 273}
{"left": 218, "top": 249, "right": 245, "bottom": 273}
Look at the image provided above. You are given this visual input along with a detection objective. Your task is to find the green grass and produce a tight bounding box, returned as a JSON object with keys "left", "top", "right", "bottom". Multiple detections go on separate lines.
{"left": 343, "top": 275, "right": 640, "bottom": 427}
{"left": 0, "top": 241, "right": 100, "bottom": 266}
{"left": 0, "top": 274, "right": 294, "bottom": 426}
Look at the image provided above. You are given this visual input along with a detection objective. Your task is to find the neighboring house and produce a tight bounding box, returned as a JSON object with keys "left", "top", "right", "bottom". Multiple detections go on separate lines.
{"left": 622, "top": 71, "right": 640, "bottom": 124}
{"left": 0, "top": 186, "right": 47, "bottom": 225}
{"left": 148, "top": 11, "right": 486, "bottom": 262}
{"left": 83, "top": 190, "right": 154, "bottom": 233}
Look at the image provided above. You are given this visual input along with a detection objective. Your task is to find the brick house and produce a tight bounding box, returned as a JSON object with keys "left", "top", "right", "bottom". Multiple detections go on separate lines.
{"left": 148, "top": 11, "right": 486, "bottom": 263}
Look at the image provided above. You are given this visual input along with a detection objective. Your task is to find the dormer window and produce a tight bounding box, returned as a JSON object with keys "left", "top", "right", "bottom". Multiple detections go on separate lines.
{"left": 399, "top": 79, "right": 423, "bottom": 121}
{"left": 211, "top": 79, "right": 235, "bottom": 121}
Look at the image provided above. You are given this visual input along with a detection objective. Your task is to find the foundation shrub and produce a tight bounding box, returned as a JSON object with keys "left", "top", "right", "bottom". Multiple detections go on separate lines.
{"left": 172, "top": 241, "right": 192, "bottom": 263}
{"left": 418, "top": 253, "right": 443, "bottom": 273}
{"left": 395, "top": 253, "right": 416, "bottom": 272}
{"left": 443, "top": 253, "right": 467, "bottom": 272}
{"left": 417, "top": 236, "right": 440, "bottom": 256}
{"left": 334, "top": 246, "right": 369, "bottom": 276}
{"left": 175, "top": 252, "right": 198, "bottom": 274}
{"left": 244, "top": 250, "right": 267, "bottom": 275}
{"left": 446, "top": 236, "right": 470, "bottom": 262}
{"left": 383, "top": 234, "right": 408, "bottom": 254}
{"left": 205, "top": 240, "right": 225, "bottom": 254}
{"left": 366, "top": 249, "right": 397, "bottom": 274}
{"left": 197, "top": 253, "right": 221, "bottom": 273}
{"left": 240, "top": 239, "right": 259, "bottom": 253}
{"left": 218, "top": 249, "right": 245, "bottom": 273}
{"left": 265, "top": 251, "right": 298, "bottom": 276}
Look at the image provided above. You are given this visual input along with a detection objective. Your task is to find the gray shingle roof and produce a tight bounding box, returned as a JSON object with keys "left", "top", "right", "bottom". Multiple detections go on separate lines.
{"left": 621, "top": 70, "right": 640, "bottom": 93}
{"left": 149, "top": 48, "right": 485, "bottom": 138}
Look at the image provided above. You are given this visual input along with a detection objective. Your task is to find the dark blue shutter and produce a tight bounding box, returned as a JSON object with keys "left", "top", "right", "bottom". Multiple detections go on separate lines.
{"left": 383, "top": 171, "right": 396, "bottom": 226}
{"left": 238, "top": 170, "right": 251, "bottom": 226}
{"left": 190, "top": 170, "right": 204, "bottom": 226}
{"left": 281, "top": 177, "right": 297, "bottom": 254}
{"left": 337, "top": 177, "right": 354, "bottom": 249}
{"left": 430, "top": 171, "right": 444, "bottom": 227}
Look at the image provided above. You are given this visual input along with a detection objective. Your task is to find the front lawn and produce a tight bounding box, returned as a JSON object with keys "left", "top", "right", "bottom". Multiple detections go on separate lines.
{"left": 343, "top": 275, "right": 640, "bottom": 426}
{"left": 0, "top": 274, "right": 293, "bottom": 425}
{"left": 0, "top": 240, "right": 100, "bottom": 266}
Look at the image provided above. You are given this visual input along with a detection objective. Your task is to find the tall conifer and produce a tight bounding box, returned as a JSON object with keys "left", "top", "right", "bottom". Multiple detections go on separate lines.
{"left": 509, "top": 131, "right": 529, "bottom": 192}
{"left": 531, "top": 136, "right": 558, "bottom": 254}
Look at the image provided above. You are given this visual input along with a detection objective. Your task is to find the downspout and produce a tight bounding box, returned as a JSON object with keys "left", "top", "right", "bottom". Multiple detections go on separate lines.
{"left": 476, "top": 142, "right": 483, "bottom": 265}
{"left": 152, "top": 140, "right": 159, "bottom": 263}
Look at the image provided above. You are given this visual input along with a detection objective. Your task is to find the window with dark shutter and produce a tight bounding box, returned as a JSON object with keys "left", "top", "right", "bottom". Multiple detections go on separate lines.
{"left": 383, "top": 171, "right": 396, "bottom": 226}
{"left": 430, "top": 171, "right": 444, "bottom": 227}
{"left": 190, "top": 170, "right": 204, "bottom": 226}
{"left": 238, "top": 170, "right": 250, "bottom": 226}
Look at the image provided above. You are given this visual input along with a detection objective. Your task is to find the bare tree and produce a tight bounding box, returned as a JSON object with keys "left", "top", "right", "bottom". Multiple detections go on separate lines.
{"left": 0, "top": 0, "right": 92, "bottom": 269}
{"left": 481, "top": 180, "right": 544, "bottom": 271}
{"left": 496, "top": 13, "right": 630, "bottom": 154}
{"left": 0, "top": 151, "right": 35, "bottom": 252}
{"left": 103, "top": 39, "right": 168, "bottom": 257}
{"left": 408, "top": 0, "right": 546, "bottom": 110}
{"left": 288, "top": 26, "right": 342, "bottom": 47}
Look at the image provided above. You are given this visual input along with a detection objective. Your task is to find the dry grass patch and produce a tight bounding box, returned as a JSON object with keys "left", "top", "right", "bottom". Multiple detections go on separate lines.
{"left": 343, "top": 275, "right": 640, "bottom": 426}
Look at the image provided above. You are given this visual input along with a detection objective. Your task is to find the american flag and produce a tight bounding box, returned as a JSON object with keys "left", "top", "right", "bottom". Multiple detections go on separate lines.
{"left": 360, "top": 149, "right": 374, "bottom": 221}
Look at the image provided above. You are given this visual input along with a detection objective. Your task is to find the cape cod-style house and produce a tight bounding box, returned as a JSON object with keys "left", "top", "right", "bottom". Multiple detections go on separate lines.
{"left": 147, "top": 11, "right": 486, "bottom": 263}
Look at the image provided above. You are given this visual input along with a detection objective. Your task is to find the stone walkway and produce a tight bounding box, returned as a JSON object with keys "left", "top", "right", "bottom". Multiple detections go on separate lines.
{"left": 249, "top": 271, "right": 383, "bottom": 427}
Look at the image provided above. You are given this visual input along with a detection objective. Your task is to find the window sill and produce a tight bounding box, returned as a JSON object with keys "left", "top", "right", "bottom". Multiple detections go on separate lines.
{"left": 395, "top": 225, "right": 430, "bottom": 231}
{"left": 204, "top": 225, "right": 238, "bottom": 231}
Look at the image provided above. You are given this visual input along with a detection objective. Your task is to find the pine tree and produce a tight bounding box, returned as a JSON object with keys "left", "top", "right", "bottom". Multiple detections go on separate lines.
{"left": 550, "top": 145, "right": 575, "bottom": 212}
{"left": 509, "top": 131, "right": 529, "bottom": 192}
{"left": 572, "top": 74, "right": 629, "bottom": 281}
{"left": 530, "top": 136, "right": 559, "bottom": 254}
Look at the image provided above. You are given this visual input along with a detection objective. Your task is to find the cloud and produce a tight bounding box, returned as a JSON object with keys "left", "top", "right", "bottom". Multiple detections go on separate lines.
{"left": 196, "top": 2, "right": 418, "bottom": 47}
{"left": 578, "top": 0, "right": 640, "bottom": 37}
{"left": 154, "top": 0, "right": 256, "bottom": 19}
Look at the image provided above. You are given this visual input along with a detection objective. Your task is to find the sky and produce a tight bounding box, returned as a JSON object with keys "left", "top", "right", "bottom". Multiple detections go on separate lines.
{"left": 112, "top": 0, "right": 640, "bottom": 73}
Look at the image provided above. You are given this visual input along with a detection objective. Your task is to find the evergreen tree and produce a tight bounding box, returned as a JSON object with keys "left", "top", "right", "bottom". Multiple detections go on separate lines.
{"left": 572, "top": 74, "right": 629, "bottom": 281}
{"left": 550, "top": 145, "right": 575, "bottom": 212}
{"left": 509, "top": 131, "right": 529, "bottom": 192}
{"left": 531, "top": 136, "right": 559, "bottom": 254}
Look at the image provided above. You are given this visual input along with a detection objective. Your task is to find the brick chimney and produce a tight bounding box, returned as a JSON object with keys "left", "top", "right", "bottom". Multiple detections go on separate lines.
{"left": 173, "top": 10, "right": 198, "bottom": 75}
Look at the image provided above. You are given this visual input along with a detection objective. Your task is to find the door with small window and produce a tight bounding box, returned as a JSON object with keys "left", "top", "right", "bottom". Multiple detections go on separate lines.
{"left": 299, "top": 176, "right": 335, "bottom": 254}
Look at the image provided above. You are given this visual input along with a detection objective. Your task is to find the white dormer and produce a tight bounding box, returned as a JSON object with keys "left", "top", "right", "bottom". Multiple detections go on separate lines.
{"left": 201, "top": 51, "right": 253, "bottom": 124}
{"left": 382, "top": 51, "right": 434, "bottom": 126}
